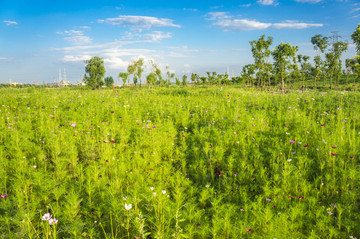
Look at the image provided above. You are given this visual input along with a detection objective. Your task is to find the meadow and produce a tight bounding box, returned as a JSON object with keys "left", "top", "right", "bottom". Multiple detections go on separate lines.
{"left": 0, "top": 86, "right": 359, "bottom": 238}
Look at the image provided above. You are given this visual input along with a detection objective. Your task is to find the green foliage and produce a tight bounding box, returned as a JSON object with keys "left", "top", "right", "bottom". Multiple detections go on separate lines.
{"left": 104, "top": 76, "right": 114, "bottom": 88}
{"left": 83, "top": 56, "right": 106, "bottom": 89}
{"left": 351, "top": 24, "right": 360, "bottom": 55}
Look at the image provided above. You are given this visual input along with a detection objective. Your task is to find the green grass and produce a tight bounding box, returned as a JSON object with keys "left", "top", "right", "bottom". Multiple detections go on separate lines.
{"left": 0, "top": 86, "right": 359, "bottom": 238}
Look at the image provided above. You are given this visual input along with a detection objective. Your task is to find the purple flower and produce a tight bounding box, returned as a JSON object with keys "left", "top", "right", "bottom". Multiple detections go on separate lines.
{"left": 71, "top": 123, "right": 76, "bottom": 127}
{"left": 331, "top": 153, "right": 337, "bottom": 156}
{"left": 290, "top": 140, "right": 295, "bottom": 144}
{"left": 328, "top": 212, "right": 333, "bottom": 215}
{"left": 1, "top": 194, "right": 6, "bottom": 199}
{"left": 266, "top": 198, "right": 271, "bottom": 202}
{"left": 350, "top": 156, "right": 355, "bottom": 159}
{"left": 303, "top": 145, "right": 308, "bottom": 147}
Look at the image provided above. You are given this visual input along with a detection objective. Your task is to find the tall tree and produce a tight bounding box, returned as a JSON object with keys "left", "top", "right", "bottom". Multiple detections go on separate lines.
{"left": 182, "top": 75, "right": 188, "bottom": 86}
{"left": 351, "top": 24, "right": 360, "bottom": 55}
{"left": 83, "top": 56, "right": 106, "bottom": 89}
{"left": 250, "top": 35, "right": 273, "bottom": 90}
{"left": 272, "top": 42, "right": 298, "bottom": 92}
{"left": 311, "top": 35, "right": 329, "bottom": 88}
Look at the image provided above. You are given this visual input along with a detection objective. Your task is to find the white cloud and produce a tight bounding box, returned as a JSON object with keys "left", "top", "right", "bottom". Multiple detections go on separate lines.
{"left": 257, "top": 0, "right": 278, "bottom": 6}
{"left": 183, "top": 8, "right": 198, "bottom": 11}
{"left": 4, "top": 20, "right": 18, "bottom": 26}
{"left": 0, "top": 57, "right": 9, "bottom": 60}
{"left": 351, "top": 8, "right": 360, "bottom": 13}
{"left": 208, "top": 12, "right": 323, "bottom": 31}
{"left": 98, "top": 15, "right": 181, "bottom": 31}
{"left": 143, "top": 31, "right": 172, "bottom": 42}
{"left": 240, "top": 4, "right": 252, "bottom": 7}
{"left": 57, "top": 30, "right": 92, "bottom": 45}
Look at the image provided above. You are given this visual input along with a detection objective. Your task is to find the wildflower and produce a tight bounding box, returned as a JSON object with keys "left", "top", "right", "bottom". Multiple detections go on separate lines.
{"left": 303, "top": 145, "right": 308, "bottom": 147}
{"left": 234, "top": 174, "right": 238, "bottom": 176}
{"left": 321, "top": 124, "right": 325, "bottom": 126}
{"left": 298, "top": 196, "right": 304, "bottom": 199}
{"left": 42, "top": 213, "right": 52, "bottom": 221}
{"left": 266, "top": 198, "right": 271, "bottom": 202}
{"left": 331, "top": 153, "right": 337, "bottom": 156}
{"left": 239, "top": 208, "right": 244, "bottom": 212}
{"left": 288, "top": 196, "right": 293, "bottom": 199}
{"left": 205, "top": 185, "right": 210, "bottom": 188}
{"left": 111, "top": 111, "right": 114, "bottom": 114}
{"left": 153, "top": 192, "right": 156, "bottom": 196}
{"left": 71, "top": 123, "right": 76, "bottom": 127}
{"left": 290, "top": 140, "right": 295, "bottom": 144}
{"left": 125, "top": 204, "right": 132, "bottom": 210}
{"left": 331, "top": 204, "right": 336, "bottom": 207}
{"left": 350, "top": 156, "right": 355, "bottom": 159}
{"left": 1, "top": 194, "right": 7, "bottom": 199}
{"left": 287, "top": 159, "right": 292, "bottom": 162}
{"left": 328, "top": 212, "right": 333, "bottom": 215}
{"left": 162, "top": 190, "right": 166, "bottom": 194}
{"left": 150, "top": 187, "right": 154, "bottom": 190}
{"left": 49, "top": 218, "right": 58, "bottom": 225}
{"left": 217, "top": 173, "right": 223, "bottom": 176}
{"left": 291, "top": 152, "right": 296, "bottom": 154}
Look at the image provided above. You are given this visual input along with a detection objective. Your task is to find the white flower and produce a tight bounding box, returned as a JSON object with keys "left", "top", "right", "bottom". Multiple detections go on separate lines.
{"left": 42, "top": 213, "right": 52, "bottom": 221}
{"left": 153, "top": 192, "right": 157, "bottom": 196}
{"left": 150, "top": 187, "right": 154, "bottom": 190}
{"left": 162, "top": 190, "right": 166, "bottom": 194}
{"left": 287, "top": 159, "right": 292, "bottom": 162}
{"left": 205, "top": 185, "right": 210, "bottom": 188}
{"left": 49, "top": 218, "right": 58, "bottom": 225}
{"left": 123, "top": 197, "right": 127, "bottom": 200}
{"left": 125, "top": 203, "right": 132, "bottom": 210}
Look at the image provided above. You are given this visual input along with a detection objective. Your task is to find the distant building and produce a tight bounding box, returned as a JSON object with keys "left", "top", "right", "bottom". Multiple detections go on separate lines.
{"left": 60, "top": 80, "right": 71, "bottom": 86}
{"left": 77, "top": 81, "right": 86, "bottom": 86}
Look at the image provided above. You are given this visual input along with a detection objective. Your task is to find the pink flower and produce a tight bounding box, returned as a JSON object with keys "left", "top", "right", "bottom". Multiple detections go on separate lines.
{"left": 71, "top": 123, "right": 76, "bottom": 127}
{"left": 331, "top": 153, "right": 337, "bottom": 156}
{"left": 111, "top": 111, "right": 114, "bottom": 114}
{"left": 350, "top": 156, "right": 355, "bottom": 159}
{"left": 290, "top": 140, "right": 295, "bottom": 144}
{"left": 303, "top": 145, "right": 308, "bottom": 147}
{"left": 1, "top": 194, "right": 6, "bottom": 199}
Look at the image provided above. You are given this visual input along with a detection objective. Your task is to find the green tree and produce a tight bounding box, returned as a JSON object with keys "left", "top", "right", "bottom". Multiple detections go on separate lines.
{"left": 104, "top": 76, "right": 114, "bottom": 88}
{"left": 325, "top": 41, "right": 348, "bottom": 89}
{"left": 311, "top": 34, "right": 329, "bottom": 88}
{"left": 175, "top": 77, "right": 181, "bottom": 86}
{"left": 272, "top": 42, "right": 298, "bottom": 92}
{"left": 351, "top": 24, "right": 360, "bottom": 55}
{"left": 146, "top": 72, "right": 157, "bottom": 88}
{"left": 250, "top": 35, "right": 273, "bottom": 90}
{"left": 165, "top": 66, "right": 175, "bottom": 88}
{"left": 83, "top": 56, "right": 106, "bottom": 89}
{"left": 182, "top": 75, "right": 188, "bottom": 86}
{"left": 118, "top": 72, "right": 129, "bottom": 87}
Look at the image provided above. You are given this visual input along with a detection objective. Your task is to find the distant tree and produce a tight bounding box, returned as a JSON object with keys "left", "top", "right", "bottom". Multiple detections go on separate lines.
{"left": 127, "top": 58, "right": 144, "bottom": 86}
{"left": 272, "top": 42, "right": 298, "bottom": 92}
{"left": 182, "top": 75, "right": 188, "bottom": 86}
{"left": 351, "top": 24, "right": 360, "bottom": 55}
{"left": 325, "top": 41, "right": 348, "bottom": 89}
{"left": 311, "top": 34, "right": 329, "bottom": 88}
{"left": 146, "top": 72, "right": 157, "bottom": 88}
{"left": 83, "top": 56, "right": 106, "bottom": 89}
{"left": 175, "top": 77, "right": 181, "bottom": 86}
{"left": 191, "top": 73, "right": 199, "bottom": 85}
{"left": 104, "top": 76, "right": 114, "bottom": 88}
{"left": 250, "top": 35, "right": 273, "bottom": 90}
{"left": 118, "top": 72, "right": 129, "bottom": 87}
{"left": 165, "top": 66, "right": 175, "bottom": 88}
{"left": 200, "top": 76, "right": 207, "bottom": 84}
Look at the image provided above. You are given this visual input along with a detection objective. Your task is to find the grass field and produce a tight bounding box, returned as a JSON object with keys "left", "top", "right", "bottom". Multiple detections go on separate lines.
{"left": 0, "top": 86, "right": 359, "bottom": 238}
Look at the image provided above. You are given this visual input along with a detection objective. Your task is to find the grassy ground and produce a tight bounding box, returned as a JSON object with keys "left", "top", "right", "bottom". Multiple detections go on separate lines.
{"left": 0, "top": 86, "right": 359, "bottom": 238}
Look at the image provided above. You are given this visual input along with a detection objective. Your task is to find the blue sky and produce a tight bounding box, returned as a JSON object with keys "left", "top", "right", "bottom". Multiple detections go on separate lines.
{"left": 0, "top": 0, "right": 359, "bottom": 84}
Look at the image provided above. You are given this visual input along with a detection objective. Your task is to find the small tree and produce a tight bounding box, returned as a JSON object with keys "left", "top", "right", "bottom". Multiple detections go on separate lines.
{"left": 83, "top": 56, "right": 106, "bottom": 89}
{"left": 104, "top": 76, "right": 114, "bottom": 88}
{"left": 175, "top": 77, "right": 181, "bottom": 86}
{"left": 351, "top": 24, "right": 360, "bottom": 55}
{"left": 182, "top": 75, "right": 188, "bottom": 86}
{"left": 118, "top": 72, "right": 129, "bottom": 87}
{"left": 146, "top": 73, "right": 157, "bottom": 88}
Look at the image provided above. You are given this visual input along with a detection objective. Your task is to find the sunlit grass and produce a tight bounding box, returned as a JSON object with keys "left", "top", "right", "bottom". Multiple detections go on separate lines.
{"left": 0, "top": 86, "right": 359, "bottom": 238}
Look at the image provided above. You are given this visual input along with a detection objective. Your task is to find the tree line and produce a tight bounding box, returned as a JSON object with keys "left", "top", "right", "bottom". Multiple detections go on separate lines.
{"left": 83, "top": 24, "right": 360, "bottom": 91}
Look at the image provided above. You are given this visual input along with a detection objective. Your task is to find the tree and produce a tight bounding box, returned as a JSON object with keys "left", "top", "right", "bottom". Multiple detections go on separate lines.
{"left": 272, "top": 42, "right": 298, "bottom": 91}
{"left": 165, "top": 66, "right": 175, "bottom": 88}
{"left": 175, "top": 77, "right": 181, "bottom": 86}
{"left": 351, "top": 24, "right": 360, "bottom": 55}
{"left": 104, "top": 76, "right": 114, "bottom": 88}
{"left": 146, "top": 72, "right": 157, "bottom": 88}
{"left": 182, "top": 75, "right": 188, "bottom": 86}
{"left": 191, "top": 73, "right": 199, "bottom": 85}
{"left": 118, "top": 72, "right": 129, "bottom": 87}
{"left": 83, "top": 56, "right": 106, "bottom": 89}
{"left": 311, "top": 35, "right": 329, "bottom": 89}
{"left": 250, "top": 35, "right": 273, "bottom": 90}
{"left": 325, "top": 41, "right": 348, "bottom": 89}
